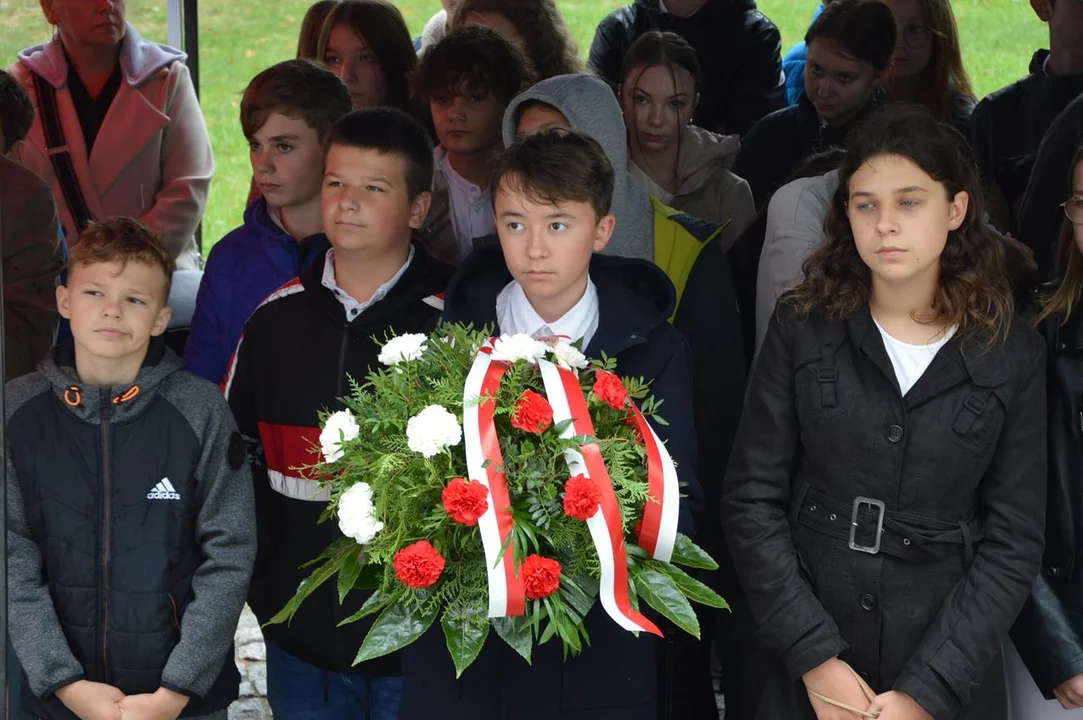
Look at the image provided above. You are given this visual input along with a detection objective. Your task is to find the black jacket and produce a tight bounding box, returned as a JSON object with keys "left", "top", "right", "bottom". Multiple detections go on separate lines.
{"left": 398, "top": 248, "right": 701, "bottom": 720}
{"left": 721, "top": 304, "right": 1047, "bottom": 720}
{"left": 588, "top": 0, "right": 785, "bottom": 136}
{"left": 1011, "top": 305, "right": 1083, "bottom": 697}
{"left": 1017, "top": 92, "right": 1083, "bottom": 280}
{"left": 225, "top": 244, "right": 452, "bottom": 676}
{"left": 733, "top": 95, "right": 875, "bottom": 212}
{"left": 969, "top": 50, "right": 1083, "bottom": 234}
{"left": 6, "top": 340, "right": 256, "bottom": 719}
{"left": 0, "top": 156, "right": 65, "bottom": 381}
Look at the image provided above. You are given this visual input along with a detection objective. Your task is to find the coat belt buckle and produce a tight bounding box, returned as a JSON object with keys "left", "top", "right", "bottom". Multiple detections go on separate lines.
{"left": 849, "top": 496, "right": 885, "bottom": 554}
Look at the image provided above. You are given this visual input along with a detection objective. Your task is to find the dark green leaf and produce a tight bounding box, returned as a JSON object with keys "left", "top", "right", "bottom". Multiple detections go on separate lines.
{"left": 338, "top": 589, "right": 394, "bottom": 627}
{"left": 628, "top": 576, "right": 640, "bottom": 612}
{"left": 492, "top": 616, "right": 532, "bottom": 664}
{"left": 442, "top": 607, "right": 490, "bottom": 678}
{"left": 560, "top": 575, "right": 598, "bottom": 619}
{"left": 670, "top": 534, "right": 719, "bottom": 570}
{"left": 625, "top": 543, "right": 649, "bottom": 559}
{"left": 354, "top": 600, "right": 439, "bottom": 664}
{"left": 354, "top": 563, "right": 382, "bottom": 591}
{"left": 337, "top": 550, "right": 364, "bottom": 604}
{"left": 265, "top": 541, "right": 355, "bottom": 627}
{"left": 632, "top": 566, "right": 700, "bottom": 639}
{"left": 658, "top": 563, "right": 729, "bottom": 610}
{"left": 299, "top": 536, "right": 356, "bottom": 570}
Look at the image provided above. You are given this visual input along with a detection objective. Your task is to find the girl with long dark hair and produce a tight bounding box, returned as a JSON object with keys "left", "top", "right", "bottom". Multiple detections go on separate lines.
{"left": 722, "top": 105, "right": 1047, "bottom": 720}
{"left": 619, "top": 31, "right": 754, "bottom": 250}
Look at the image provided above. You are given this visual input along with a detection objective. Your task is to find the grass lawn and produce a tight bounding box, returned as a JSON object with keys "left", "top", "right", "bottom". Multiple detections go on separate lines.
{"left": 1, "top": 0, "right": 1047, "bottom": 252}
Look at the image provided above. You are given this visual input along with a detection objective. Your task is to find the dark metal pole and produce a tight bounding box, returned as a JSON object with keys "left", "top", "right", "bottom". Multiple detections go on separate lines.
{"left": 181, "top": 0, "right": 202, "bottom": 256}
{"left": 1, "top": 154, "right": 10, "bottom": 720}
{"left": 184, "top": 0, "right": 200, "bottom": 98}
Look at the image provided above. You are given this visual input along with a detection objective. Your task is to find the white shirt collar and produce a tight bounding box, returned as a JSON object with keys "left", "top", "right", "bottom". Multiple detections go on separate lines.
{"left": 495, "top": 278, "right": 599, "bottom": 350}
{"left": 321, "top": 246, "right": 415, "bottom": 321}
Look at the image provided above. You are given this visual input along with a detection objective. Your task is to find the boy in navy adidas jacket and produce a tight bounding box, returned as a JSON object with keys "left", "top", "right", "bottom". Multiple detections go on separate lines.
{"left": 225, "top": 108, "right": 453, "bottom": 720}
{"left": 5, "top": 217, "right": 256, "bottom": 720}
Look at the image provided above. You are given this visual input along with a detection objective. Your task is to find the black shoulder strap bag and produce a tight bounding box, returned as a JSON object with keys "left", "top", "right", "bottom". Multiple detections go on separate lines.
{"left": 30, "top": 71, "right": 94, "bottom": 234}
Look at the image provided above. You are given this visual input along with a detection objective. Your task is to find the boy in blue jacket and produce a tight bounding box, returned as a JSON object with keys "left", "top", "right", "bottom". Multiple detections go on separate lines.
{"left": 6, "top": 217, "right": 256, "bottom": 720}
{"left": 398, "top": 130, "right": 701, "bottom": 720}
{"left": 184, "top": 59, "right": 351, "bottom": 383}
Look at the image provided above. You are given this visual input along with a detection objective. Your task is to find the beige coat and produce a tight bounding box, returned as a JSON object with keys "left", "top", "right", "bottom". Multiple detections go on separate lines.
{"left": 629, "top": 125, "right": 755, "bottom": 251}
{"left": 10, "top": 24, "right": 214, "bottom": 269}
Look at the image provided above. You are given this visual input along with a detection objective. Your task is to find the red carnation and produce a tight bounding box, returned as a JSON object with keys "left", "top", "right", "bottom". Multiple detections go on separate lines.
{"left": 521, "top": 554, "right": 561, "bottom": 600}
{"left": 511, "top": 390, "right": 553, "bottom": 434}
{"left": 593, "top": 371, "right": 628, "bottom": 410}
{"left": 442, "top": 477, "right": 489, "bottom": 526}
{"left": 394, "top": 540, "right": 445, "bottom": 589}
{"left": 563, "top": 474, "right": 601, "bottom": 521}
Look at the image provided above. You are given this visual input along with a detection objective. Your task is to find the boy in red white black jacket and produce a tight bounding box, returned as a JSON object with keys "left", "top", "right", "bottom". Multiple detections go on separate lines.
{"left": 224, "top": 108, "right": 452, "bottom": 720}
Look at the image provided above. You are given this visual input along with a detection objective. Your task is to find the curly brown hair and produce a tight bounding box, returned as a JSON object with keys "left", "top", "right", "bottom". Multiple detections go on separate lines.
{"left": 412, "top": 26, "right": 533, "bottom": 105}
{"left": 785, "top": 105, "right": 1013, "bottom": 344}
{"left": 71, "top": 217, "right": 176, "bottom": 300}
{"left": 450, "top": 0, "right": 582, "bottom": 81}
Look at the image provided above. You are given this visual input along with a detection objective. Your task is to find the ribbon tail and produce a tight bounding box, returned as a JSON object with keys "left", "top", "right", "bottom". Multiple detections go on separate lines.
{"left": 631, "top": 405, "right": 680, "bottom": 563}
{"left": 464, "top": 345, "right": 525, "bottom": 617}
{"left": 539, "top": 360, "right": 662, "bottom": 637}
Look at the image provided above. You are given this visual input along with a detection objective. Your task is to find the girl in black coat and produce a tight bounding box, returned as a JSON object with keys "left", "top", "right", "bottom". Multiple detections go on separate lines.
{"left": 733, "top": 0, "right": 896, "bottom": 211}
{"left": 722, "top": 105, "right": 1047, "bottom": 720}
{"left": 1009, "top": 144, "right": 1083, "bottom": 717}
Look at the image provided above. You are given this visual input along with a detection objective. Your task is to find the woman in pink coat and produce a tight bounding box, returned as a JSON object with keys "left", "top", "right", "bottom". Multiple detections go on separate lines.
{"left": 9, "top": 0, "right": 214, "bottom": 270}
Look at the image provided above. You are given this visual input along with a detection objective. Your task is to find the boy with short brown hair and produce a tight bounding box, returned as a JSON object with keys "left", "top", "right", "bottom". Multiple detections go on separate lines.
{"left": 401, "top": 129, "right": 702, "bottom": 719}
{"left": 6, "top": 216, "right": 256, "bottom": 720}
{"left": 185, "top": 59, "right": 352, "bottom": 383}
{"left": 225, "top": 108, "right": 452, "bottom": 720}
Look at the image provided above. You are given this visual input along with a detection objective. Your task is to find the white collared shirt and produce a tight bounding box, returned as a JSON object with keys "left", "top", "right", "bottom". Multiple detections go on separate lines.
{"left": 321, "top": 246, "right": 415, "bottom": 320}
{"left": 495, "top": 278, "right": 599, "bottom": 349}
{"left": 437, "top": 147, "right": 495, "bottom": 265}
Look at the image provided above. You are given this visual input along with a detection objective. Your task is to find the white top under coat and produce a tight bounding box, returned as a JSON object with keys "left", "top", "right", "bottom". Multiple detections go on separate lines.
{"left": 873, "top": 317, "right": 957, "bottom": 396}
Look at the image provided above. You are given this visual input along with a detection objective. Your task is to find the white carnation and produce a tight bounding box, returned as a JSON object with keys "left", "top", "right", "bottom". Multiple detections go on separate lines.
{"left": 490, "top": 334, "right": 548, "bottom": 365}
{"left": 337, "top": 482, "right": 384, "bottom": 545}
{"left": 406, "top": 405, "right": 463, "bottom": 458}
{"left": 549, "top": 341, "right": 589, "bottom": 371}
{"left": 320, "top": 410, "right": 360, "bottom": 464}
{"left": 378, "top": 333, "right": 429, "bottom": 366}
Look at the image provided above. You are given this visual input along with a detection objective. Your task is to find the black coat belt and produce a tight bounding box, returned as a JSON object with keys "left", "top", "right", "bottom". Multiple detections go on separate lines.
{"left": 794, "top": 486, "right": 985, "bottom": 563}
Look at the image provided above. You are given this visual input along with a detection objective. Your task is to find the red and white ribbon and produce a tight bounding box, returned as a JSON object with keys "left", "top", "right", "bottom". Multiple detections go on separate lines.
{"left": 463, "top": 343, "right": 526, "bottom": 618}
{"left": 629, "top": 405, "right": 680, "bottom": 563}
{"left": 538, "top": 359, "right": 663, "bottom": 636}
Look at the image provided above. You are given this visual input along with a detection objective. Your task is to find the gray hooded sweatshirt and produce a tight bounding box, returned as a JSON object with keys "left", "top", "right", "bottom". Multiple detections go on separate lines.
{"left": 502, "top": 74, "right": 655, "bottom": 262}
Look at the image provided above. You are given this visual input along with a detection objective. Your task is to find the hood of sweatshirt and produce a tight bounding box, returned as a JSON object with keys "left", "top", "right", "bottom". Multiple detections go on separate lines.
{"left": 419, "top": 10, "right": 449, "bottom": 53}
{"left": 502, "top": 74, "right": 655, "bottom": 263}
{"left": 18, "top": 23, "right": 186, "bottom": 89}
{"left": 631, "top": 125, "right": 741, "bottom": 201}
{"left": 37, "top": 337, "right": 184, "bottom": 425}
